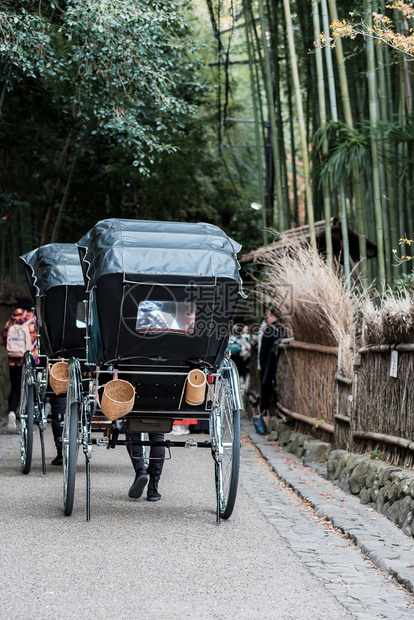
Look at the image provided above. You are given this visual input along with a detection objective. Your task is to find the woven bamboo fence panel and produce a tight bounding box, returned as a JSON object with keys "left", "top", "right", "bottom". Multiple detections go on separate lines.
{"left": 355, "top": 349, "right": 414, "bottom": 466}
{"left": 277, "top": 346, "right": 295, "bottom": 411}
{"left": 277, "top": 343, "right": 337, "bottom": 441}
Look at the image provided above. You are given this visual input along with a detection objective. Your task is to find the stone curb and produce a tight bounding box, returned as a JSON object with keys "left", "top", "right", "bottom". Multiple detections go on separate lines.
{"left": 243, "top": 420, "right": 414, "bottom": 594}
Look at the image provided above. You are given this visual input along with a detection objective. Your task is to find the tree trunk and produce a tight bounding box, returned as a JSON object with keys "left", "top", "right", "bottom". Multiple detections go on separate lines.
{"left": 243, "top": 0, "right": 267, "bottom": 244}
{"left": 283, "top": 0, "right": 316, "bottom": 250}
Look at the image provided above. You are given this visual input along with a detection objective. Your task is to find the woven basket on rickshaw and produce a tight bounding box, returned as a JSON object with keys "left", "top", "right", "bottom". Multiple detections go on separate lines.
{"left": 101, "top": 379, "right": 135, "bottom": 421}
{"left": 49, "top": 361, "right": 69, "bottom": 395}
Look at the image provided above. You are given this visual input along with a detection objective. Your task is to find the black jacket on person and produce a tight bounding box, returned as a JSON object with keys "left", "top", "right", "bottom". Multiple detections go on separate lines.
{"left": 259, "top": 321, "right": 284, "bottom": 412}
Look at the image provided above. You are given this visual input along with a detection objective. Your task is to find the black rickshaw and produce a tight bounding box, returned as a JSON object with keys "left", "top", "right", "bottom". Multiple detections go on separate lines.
{"left": 19, "top": 243, "right": 87, "bottom": 474}
{"left": 64, "top": 218, "right": 245, "bottom": 524}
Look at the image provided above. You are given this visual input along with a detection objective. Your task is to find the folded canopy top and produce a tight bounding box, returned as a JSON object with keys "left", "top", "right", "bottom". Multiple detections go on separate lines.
{"left": 77, "top": 218, "right": 243, "bottom": 292}
{"left": 20, "top": 243, "right": 84, "bottom": 297}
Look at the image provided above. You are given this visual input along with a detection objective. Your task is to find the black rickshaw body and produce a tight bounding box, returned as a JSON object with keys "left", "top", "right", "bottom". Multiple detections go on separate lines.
{"left": 77, "top": 219, "right": 244, "bottom": 418}
{"left": 60, "top": 219, "right": 244, "bottom": 523}
{"left": 17, "top": 243, "right": 87, "bottom": 475}
{"left": 20, "top": 243, "right": 87, "bottom": 359}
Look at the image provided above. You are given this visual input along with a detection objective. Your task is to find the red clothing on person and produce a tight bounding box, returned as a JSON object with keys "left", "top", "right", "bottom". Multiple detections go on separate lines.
{"left": 1, "top": 308, "right": 39, "bottom": 366}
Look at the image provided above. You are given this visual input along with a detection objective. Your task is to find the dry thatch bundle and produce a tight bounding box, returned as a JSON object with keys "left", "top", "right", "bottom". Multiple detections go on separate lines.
{"left": 259, "top": 235, "right": 356, "bottom": 373}
{"left": 382, "top": 294, "right": 414, "bottom": 344}
{"left": 361, "top": 293, "right": 414, "bottom": 345}
{"left": 360, "top": 297, "right": 383, "bottom": 345}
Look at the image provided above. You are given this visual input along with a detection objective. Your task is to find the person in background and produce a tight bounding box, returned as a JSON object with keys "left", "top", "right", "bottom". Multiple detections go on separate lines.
{"left": 1, "top": 296, "right": 38, "bottom": 432}
{"left": 258, "top": 308, "right": 284, "bottom": 415}
{"left": 229, "top": 324, "right": 251, "bottom": 387}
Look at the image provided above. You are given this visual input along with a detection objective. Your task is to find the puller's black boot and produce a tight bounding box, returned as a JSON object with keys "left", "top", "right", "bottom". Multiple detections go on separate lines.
{"left": 51, "top": 408, "right": 64, "bottom": 465}
{"left": 128, "top": 469, "right": 148, "bottom": 499}
{"left": 51, "top": 447, "right": 63, "bottom": 466}
{"left": 147, "top": 461, "right": 163, "bottom": 502}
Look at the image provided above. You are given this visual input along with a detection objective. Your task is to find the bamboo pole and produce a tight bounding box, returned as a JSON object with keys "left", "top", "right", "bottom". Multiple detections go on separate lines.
{"left": 377, "top": 41, "right": 398, "bottom": 268}
{"left": 249, "top": 6, "right": 272, "bottom": 221}
{"left": 283, "top": 0, "right": 316, "bottom": 251}
{"left": 365, "top": 1, "right": 386, "bottom": 291}
{"left": 398, "top": 60, "right": 407, "bottom": 275}
{"left": 312, "top": 0, "right": 333, "bottom": 270}
{"left": 353, "top": 430, "right": 414, "bottom": 452}
{"left": 277, "top": 402, "right": 334, "bottom": 433}
{"left": 243, "top": 0, "right": 267, "bottom": 245}
{"left": 359, "top": 343, "right": 414, "bottom": 354}
{"left": 267, "top": 0, "right": 291, "bottom": 227}
{"left": 281, "top": 6, "right": 299, "bottom": 225}
{"left": 280, "top": 340, "right": 339, "bottom": 355}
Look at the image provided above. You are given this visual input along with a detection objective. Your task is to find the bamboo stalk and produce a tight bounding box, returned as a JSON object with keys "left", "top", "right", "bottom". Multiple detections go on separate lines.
{"left": 282, "top": 6, "right": 299, "bottom": 225}
{"left": 398, "top": 60, "right": 407, "bottom": 276}
{"left": 267, "top": 0, "right": 291, "bottom": 227}
{"left": 243, "top": 0, "right": 267, "bottom": 245}
{"left": 250, "top": 7, "right": 272, "bottom": 221}
{"left": 365, "top": 1, "right": 386, "bottom": 291}
{"left": 312, "top": 0, "right": 333, "bottom": 269}
{"left": 257, "top": 0, "right": 285, "bottom": 230}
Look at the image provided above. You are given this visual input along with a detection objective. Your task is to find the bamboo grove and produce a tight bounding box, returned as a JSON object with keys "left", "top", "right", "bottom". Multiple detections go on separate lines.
{"left": 207, "top": 0, "right": 414, "bottom": 291}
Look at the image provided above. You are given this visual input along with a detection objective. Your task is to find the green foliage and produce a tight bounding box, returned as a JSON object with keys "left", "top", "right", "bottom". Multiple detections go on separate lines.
{"left": 313, "top": 120, "right": 370, "bottom": 187}
{"left": 0, "top": 0, "right": 257, "bottom": 273}
{"left": 1, "top": 0, "right": 199, "bottom": 171}
{"left": 370, "top": 449, "right": 383, "bottom": 460}
{"left": 389, "top": 272, "right": 414, "bottom": 296}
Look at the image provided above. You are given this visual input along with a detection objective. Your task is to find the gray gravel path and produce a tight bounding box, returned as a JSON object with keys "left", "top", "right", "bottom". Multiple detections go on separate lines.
{"left": 0, "top": 424, "right": 352, "bottom": 620}
{"left": 241, "top": 426, "right": 414, "bottom": 619}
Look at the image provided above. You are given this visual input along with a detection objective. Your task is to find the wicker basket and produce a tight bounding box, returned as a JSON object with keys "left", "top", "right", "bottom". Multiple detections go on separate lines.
{"left": 49, "top": 361, "right": 69, "bottom": 395}
{"left": 101, "top": 379, "right": 135, "bottom": 421}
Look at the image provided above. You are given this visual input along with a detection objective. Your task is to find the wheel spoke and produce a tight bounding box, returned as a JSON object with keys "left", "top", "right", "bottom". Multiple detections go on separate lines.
{"left": 213, "top": 370, "right": 240, "bottom": 520}
{"left": 20, "top": 365, "right": 34, "bottom": 475}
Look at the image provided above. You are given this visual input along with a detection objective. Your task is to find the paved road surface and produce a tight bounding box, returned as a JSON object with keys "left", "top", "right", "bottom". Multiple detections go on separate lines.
{"left": 0, "top": 423, "right": 413, "bottom": 619}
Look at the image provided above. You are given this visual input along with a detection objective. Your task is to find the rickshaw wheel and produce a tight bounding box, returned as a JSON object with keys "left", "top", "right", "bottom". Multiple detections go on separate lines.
{"left": 216, "top": 380, "right": 240, "bottom": 519}
{"left": 20, "top": 382, "right": 34, "bottom": 475}
{"left": 63, "top": 402, "right": 79, "bottom": 516}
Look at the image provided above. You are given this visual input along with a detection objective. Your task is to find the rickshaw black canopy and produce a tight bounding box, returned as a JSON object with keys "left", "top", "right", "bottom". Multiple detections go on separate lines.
{"left": 20, "top": 244, "right": 86, "bottom": 357}
{"left": 77, "top": 219, "right": 244, "bottom": 367}
{"left": 77, "top": 219, "right": 243, "bottom": 290}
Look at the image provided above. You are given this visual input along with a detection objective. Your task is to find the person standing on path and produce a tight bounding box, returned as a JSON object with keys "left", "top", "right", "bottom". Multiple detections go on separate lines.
{"left": 258, "top": 308, "right": 284, "bottom": 416}
{"left": 1, "top": 296, "right": 38, "bottom": 432}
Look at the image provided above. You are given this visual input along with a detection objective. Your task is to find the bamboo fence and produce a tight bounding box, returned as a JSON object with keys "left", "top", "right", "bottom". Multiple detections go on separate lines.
{"left": 354, "top": 345, "right": 414, "bottom": 467}
{"left": 248, "top": 338, "right": 414, "bottom": 466}
{"left": 276, "top": 340, "right": 337, "bottom": 442}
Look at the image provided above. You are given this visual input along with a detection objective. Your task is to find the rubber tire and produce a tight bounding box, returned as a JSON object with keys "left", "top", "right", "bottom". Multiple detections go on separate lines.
{"left": 21, "top": 384, "right": 34, "bottom": 475}
{"left": 215, "top": 383, "right": 240, "bottom": 519}
{"left": 63, "top": 402, "right": 79, "bottom": 516}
